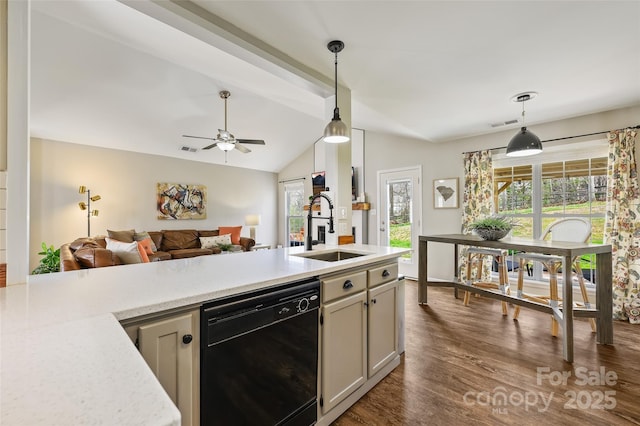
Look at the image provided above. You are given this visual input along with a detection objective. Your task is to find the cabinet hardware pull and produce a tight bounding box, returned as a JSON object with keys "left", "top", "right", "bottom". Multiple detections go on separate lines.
{"left": 182, "top": 334, "right": 193, "bottom": 344}
{"left": 343, "top": 280, "right": 353, "bottom": 289}
{"left": 364, "top": 302, "right": 369, "bottom": 307}
{"left": 371, "top": 298, "right": 377, "bottom": 304}
{"left": 382, "top": 270, "right": 390, "bottom": 277}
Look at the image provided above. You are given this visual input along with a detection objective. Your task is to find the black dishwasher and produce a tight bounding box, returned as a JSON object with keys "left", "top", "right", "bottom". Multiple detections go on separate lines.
{"left": 201, "top": 277, "right": 320, "bottom": 426}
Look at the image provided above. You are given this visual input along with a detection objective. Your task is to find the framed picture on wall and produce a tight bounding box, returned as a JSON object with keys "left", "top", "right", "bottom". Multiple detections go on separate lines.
{"left": 157, "top": 183, "right": 207, "bottom": 219}
{"left": 433, "top": 178, "right": 459, "bottom": 209}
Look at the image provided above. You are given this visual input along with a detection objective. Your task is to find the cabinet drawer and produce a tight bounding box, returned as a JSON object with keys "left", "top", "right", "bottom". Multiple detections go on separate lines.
{"left": 368, "top": 263, "right": 398, "bottom": 288}
{"left": 322, "top": 271, "right": 367, "bottom": 303}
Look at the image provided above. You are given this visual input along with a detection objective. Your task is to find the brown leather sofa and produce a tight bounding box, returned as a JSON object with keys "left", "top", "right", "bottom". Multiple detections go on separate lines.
{"left": 60, "top": 229, "right": 255, "bottom": 272}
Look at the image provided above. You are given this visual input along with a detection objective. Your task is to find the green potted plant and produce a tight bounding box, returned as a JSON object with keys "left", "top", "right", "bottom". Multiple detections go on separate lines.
{"left": 31, "top": 242, "right": 60, "bottom": 274}
{"left": 217, "top": 243, "right": 233, "bottom": 252}
{"left": 469, "top": 215, "right": 516, "bottom": 241}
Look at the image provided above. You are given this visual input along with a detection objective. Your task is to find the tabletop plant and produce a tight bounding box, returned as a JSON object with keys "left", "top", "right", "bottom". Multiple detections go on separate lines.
{"left": 217, "top": 243, "right": 233, "bottom": 252}
{"left": 31, "top": 242, "right": 60, "bottom": 274}
{"left": 469, "top": 215, "right": 517, "bottom": 240}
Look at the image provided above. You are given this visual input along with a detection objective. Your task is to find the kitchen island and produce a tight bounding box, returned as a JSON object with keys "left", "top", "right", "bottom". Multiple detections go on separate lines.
{"left": 0, "top": 244, "right": 406, "bottom": 425}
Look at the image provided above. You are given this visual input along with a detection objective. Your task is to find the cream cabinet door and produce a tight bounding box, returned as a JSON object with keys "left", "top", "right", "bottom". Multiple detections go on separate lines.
{"left": 138, "top": 310, "right": 199, "bottom": 426}
{"left": 368, "top": 280, "right": 398, "bottom": 378}
{"left": 321, "top": 290, "right": 367, "bottom": 414}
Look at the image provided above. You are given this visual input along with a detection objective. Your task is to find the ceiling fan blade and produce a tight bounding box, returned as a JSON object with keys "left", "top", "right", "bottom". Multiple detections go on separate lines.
{"left": 235, "top": 144, "right": 251, "bottom": 153}
{"left": 182, "top": 134, "right": 217, "bottom": 141}
{"left": 202, "top": 142, "right": 219, "bottom": 150}
{"left": 237, "top": 139, "right": 266, "bottom": 145}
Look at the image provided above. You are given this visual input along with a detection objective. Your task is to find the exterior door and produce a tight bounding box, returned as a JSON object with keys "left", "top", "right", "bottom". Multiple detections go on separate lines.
{"left": 284, "top": 182, "right": 305, "bottom": 246}
{"left": 378, "top": 167, "right": 422, "bottom": 279}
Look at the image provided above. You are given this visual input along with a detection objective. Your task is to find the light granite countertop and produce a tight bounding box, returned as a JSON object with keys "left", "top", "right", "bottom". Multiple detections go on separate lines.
{"left": 0, "top": 244, "right": 407, "bottom": 425}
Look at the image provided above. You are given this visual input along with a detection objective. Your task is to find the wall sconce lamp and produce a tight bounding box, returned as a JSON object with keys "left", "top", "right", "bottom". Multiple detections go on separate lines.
{"left": 78, "top": 185, "right": 101, "bottom": 237}
{"left": 245, "top": 214, "right": 261, "bottom": 242}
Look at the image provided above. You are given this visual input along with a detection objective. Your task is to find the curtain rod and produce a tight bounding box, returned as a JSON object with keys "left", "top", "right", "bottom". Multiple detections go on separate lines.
{"left": 278, "top": 177, "right": 306, "bottom": 184}
{"left": 462, "top": 124, "right": 640, "bottom": 155}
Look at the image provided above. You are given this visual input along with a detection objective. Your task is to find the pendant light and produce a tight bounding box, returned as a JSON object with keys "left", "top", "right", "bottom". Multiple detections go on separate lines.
{"left": 323, "top": 40, "right": 350, "bottom": 143}
{"left": 506, "top": 92, "right": 542, "bottom": 157}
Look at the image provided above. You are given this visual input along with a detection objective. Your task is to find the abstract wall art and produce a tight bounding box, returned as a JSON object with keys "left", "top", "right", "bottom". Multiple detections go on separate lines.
{"left": 157, "top": 183, "right": 207, "bottom": 220}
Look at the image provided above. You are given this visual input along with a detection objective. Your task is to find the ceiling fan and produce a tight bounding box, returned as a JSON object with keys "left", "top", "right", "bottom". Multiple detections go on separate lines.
{"left": 182, "top": 90, "right": 266, "bottom": 160}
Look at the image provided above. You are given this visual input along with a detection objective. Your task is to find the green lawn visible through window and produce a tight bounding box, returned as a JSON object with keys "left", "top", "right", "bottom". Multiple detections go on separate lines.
{"left": 390, "top": 223, "right": 411, "bottom": 258}
{"left": 509, "top": 201, "right": 604, "bottom": 273}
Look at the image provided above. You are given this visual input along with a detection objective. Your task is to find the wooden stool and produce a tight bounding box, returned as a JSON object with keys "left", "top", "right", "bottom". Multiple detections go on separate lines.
{"left": 513, "top": 254, "right": 596, "bottom": 336}
{"left": 463, "top": 247, "right": 510, "bottom": 316}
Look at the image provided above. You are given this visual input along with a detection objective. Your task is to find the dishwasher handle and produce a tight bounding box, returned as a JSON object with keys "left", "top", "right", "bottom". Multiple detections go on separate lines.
{"left": 205, "top": 306, "right": 272, "bottom": 346}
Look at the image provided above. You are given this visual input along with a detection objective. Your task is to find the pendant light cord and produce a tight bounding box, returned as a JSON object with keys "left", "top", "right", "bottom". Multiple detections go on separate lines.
{"left": 224, "top": 96, "right": 228, "bottom": 131}
{"left": 333, "top": 51, "right": 339, "bottom": 117}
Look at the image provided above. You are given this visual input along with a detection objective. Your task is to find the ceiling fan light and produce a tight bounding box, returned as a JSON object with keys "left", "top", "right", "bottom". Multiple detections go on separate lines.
{"left": 217, "top": 141, "right": 235, "bottom": 152}
{"left": 323, "top": 116, "right": 350, "bottom": 143}
{"left": 506, "top": 127, "right": 543, "bottom": 157}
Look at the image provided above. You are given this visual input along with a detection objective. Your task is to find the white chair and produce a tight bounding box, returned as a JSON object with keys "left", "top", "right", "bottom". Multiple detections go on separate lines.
{"left": 513, "top": 218, "right": 596, "bottom": 335}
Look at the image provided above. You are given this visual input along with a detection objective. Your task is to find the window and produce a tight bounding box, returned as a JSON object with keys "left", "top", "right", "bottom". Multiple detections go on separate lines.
{"left": 493, "top": 141, "right": 607, "bottom": 282}
{"left": 284, "top": 182, "right": 305, "bottom": 246}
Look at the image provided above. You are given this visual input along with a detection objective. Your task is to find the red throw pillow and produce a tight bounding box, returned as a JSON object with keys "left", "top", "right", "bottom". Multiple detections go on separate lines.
{"left": 218, "top": 226, "right": 242, "bottom": 245}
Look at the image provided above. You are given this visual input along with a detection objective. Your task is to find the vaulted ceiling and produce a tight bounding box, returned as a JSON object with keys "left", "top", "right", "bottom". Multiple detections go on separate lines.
{"left": 30, "top": 0, "right": 640, "bottom": 172}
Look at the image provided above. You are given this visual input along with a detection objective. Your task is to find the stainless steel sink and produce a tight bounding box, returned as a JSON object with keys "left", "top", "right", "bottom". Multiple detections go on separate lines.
{"left": 292, "top": 250, "right": 369, "bottom": 262}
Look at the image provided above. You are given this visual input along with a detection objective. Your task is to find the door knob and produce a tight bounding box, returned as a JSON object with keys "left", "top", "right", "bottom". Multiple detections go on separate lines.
{"left": 182, "top": 334, "right": 193, "bottom": 344}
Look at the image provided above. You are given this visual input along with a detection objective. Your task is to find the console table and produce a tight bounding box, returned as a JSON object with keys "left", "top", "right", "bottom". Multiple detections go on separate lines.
{"left": 418, "top": 234, "right": 613, "bottom": 362}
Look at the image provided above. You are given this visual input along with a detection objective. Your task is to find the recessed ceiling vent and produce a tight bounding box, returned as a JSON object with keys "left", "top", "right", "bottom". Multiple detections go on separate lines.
{"left": 490, "top": 118, "right": 519, "bottom": 128}
{"left": 181, "top": 146, "right": 198, "bottom": 152}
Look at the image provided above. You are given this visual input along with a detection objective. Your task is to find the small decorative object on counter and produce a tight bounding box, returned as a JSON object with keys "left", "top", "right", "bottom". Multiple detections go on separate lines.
{"left": 469, "top": 215, "right": 517, "bottom": 241}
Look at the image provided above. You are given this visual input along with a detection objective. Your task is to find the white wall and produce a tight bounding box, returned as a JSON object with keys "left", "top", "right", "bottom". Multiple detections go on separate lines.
{"left": 6, "top": 0, "right": 29, "bottom": 284}
{"left": 30, "top": 138, "right": 278, "bottom": 271}
{"left": 279, "top": 105, "right": 640, "bottom": 281}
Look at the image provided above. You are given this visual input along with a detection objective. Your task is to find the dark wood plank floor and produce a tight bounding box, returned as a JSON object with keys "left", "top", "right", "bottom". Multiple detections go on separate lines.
{"left": 334, "top": 280, "right": 640, "bottom": 425}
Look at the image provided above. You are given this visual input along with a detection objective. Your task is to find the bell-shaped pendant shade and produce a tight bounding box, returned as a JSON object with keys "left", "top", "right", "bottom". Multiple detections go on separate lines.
{"left": 323, "top": 110, "right": 350, "bottom": 143}
{"left": 506, "top": 126, "right": 543, "bottom": 157}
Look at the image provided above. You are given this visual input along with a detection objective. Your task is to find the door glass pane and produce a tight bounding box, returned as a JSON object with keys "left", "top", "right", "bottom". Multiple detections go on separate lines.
{"left": 285, "top": 183, "right": 305, "bottom": 246}
{"left": 387, "top": 179, "right": 412, "bottom": 259}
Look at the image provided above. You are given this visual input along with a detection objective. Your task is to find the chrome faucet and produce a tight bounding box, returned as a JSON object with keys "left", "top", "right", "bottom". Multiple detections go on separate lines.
{"left": 306, "top": 194, "right": 335, "bottom": 250}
